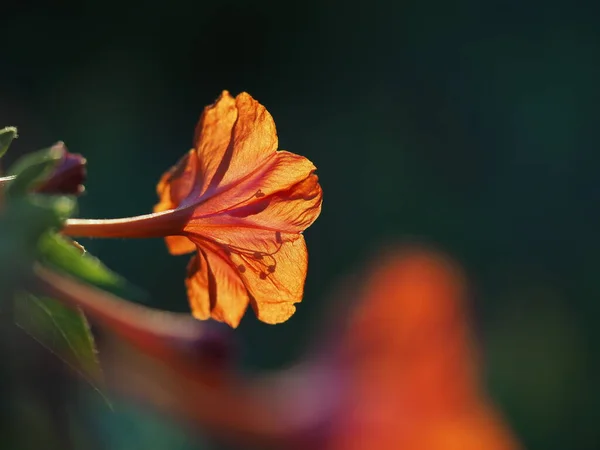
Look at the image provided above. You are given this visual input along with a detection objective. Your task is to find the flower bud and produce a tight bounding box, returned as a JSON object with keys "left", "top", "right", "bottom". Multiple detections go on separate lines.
{"left": 36, "top": 142, "right": 87, "bottom": 195}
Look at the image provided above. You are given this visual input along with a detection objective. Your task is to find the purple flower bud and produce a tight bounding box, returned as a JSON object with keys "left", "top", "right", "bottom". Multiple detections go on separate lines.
{"left": 36, "top": 142, "right": 87, "bottom": 195}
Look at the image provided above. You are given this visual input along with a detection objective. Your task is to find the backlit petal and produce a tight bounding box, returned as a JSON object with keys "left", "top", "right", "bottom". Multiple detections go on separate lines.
{"left": 186, "top": 244, "right": 250, "bottom": 328}
{"left": 216, "top": 174, "right": 322, "bottom": 233}
{"left": 188, "top": 151, "right": 319, "bottom": 220}
{"left": 193, "top": 234, "right": 309, "bottom": 325}
{"left": 154, "top": 150, "right": 198, "bottom": 254}
{"left": 164, "top": 235, "right": 196, "bottom": 255}
{"left": 155, "top": 149, "right": 200, "bottom": 212}
{"left": 245, "top": 237, "right": 308, "bottom": 324}
{"left": 185, "top": 253, "right": 211, "bottom": 320}
{"left": 194, "top": 92, "right": 278, "bottom": 197}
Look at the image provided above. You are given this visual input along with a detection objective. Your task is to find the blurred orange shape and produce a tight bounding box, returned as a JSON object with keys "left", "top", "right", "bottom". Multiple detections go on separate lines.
{"left": 327, "top": 248, "right": 521, "bottom": 450}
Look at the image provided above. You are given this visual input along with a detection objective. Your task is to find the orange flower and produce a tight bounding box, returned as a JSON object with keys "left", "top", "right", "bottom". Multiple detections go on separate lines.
{"left": 65, "top": 91, "right": 323, "bottom": 328}
{"left": 326, "top": 247, "right": 521, "bottom": 450}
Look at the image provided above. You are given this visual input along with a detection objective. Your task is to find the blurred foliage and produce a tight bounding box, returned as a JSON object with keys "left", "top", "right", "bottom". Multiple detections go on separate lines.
{"left": 0, "top": 138, "right": 142, "bottom": 445}
{"left": 14, "top": 292, "right": 101, "bottom": 391}
{"left": 0, "top": 0, "right": 599, "bottom": 449}
{"left": 0, "top": 127, "right": 17, "bottom": 158}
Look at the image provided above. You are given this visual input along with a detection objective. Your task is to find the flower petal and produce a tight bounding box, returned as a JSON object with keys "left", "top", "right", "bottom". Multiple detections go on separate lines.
{"left": 188, "top": 150, "right": 320, "bottom": 222}
{"left": 185, "top": 253, "right": 211, "bottom": 320}
{"left": 194, "top": 91, "right": 278, "bottom": 197}
{"left": 155, "top": 149, "right": 198, "bottom": 254}
{"left": 245, "top": 237, "right": 308, "bottom": 325}
{"left": 192, "top": 234, "right": 309, "bottom": 325}
{"left": 218, "top": 174, "right": 322, "bottom": 233}
{"left": 186, "top": 245, "right": 250, "bottom": 328}
{"left": 155, "top": 149, "right": 201, "bottom": 211}
{"left": 182, "top": 168, "right": 321, "bottom": 270}
{"left": 164, "top": 235, "right": 196, "bottom": 255}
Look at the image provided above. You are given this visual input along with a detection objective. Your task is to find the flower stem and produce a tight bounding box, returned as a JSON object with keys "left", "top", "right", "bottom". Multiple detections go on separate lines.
{"left": 63, "top": 208, "right": 189, "bottom": 239}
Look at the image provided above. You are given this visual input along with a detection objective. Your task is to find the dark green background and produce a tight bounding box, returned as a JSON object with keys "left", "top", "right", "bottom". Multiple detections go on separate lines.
{"left": 1, "top": 0, "right": 598, "bottom": 449}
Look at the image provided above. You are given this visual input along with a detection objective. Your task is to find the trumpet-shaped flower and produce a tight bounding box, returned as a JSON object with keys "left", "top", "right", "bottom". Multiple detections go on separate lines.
{"left": 65, "top": 91, "right": 323, "bottom": 328}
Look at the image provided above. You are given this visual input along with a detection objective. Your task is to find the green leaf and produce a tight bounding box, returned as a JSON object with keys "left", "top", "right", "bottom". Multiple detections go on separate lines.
{"left": 30, "top": 194, "right": 78, "bottom": 223}
{"left": 1, "top": 195, "right": 74, "bottom": 243}
{"left": 0, "top": 126, "right": 17, "bottom": 158}
{"left": 14, "top": 292, "right": 105, "bottom": 393}
{"left": 6, "top": 145, "right": 63, "bottom": 197}
{"left": 0, "top": 198, "right": 69, "bottom": 297}
{"left": 37, "top": 233, "right": 145, "bottom": 301}
{"left": 0, "top": 194, "right": 80, "bottom": 311}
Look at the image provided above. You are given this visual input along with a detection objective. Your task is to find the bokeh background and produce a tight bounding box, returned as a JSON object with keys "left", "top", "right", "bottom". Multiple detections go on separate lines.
{"left": 1, "top": 0, "right": 598, "bottom": 449}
